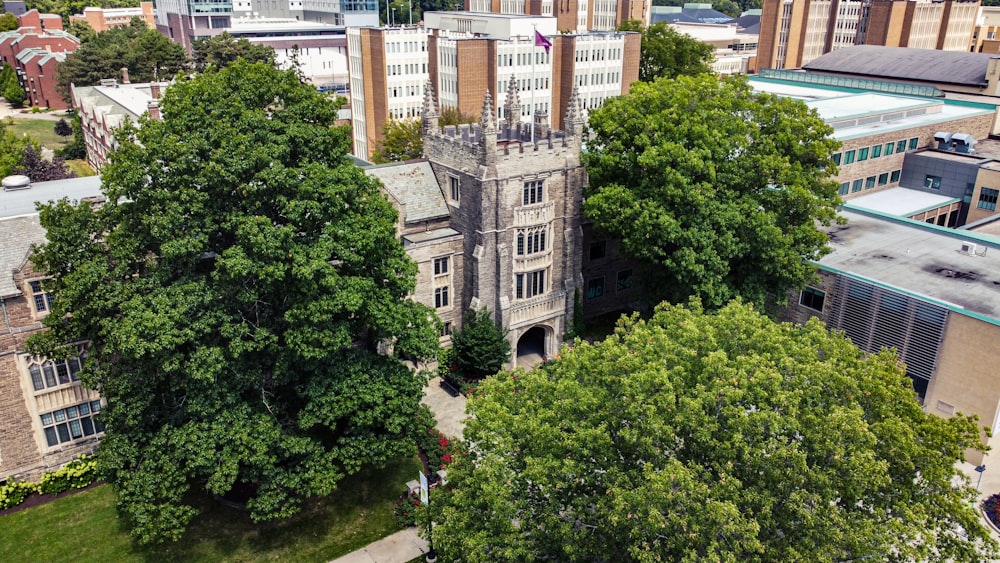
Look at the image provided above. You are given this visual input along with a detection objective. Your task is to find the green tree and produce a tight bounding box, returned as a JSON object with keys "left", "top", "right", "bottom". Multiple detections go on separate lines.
{"left": 435, "top": 300, "right": 998, "bottom": 562}
{"left": 29, "top": 61, "right": 439, "bottom": 544}
{"left": 4, "top": 80, "right": 25, "bottom": 106}
{"left": 0, "top": 117, "right": 34, "bottom": 176}
{"left": 191, "top": 32, "right": 277, "bottom": 72}
{"left": 67, "top": 20, "right": 97, "bottom": 44}
{"left": 55, "top": 19, "right": 187, "bottom": 103}
{"left": 450, "top": 308, "right": 510, "bottom": 380}
{"left": 371, "top": 118, "right": 422, "bottom": 163}
{"left": 0, "top": 12, "right": 18, "bottom": 32}
{"left": 56, "top": 113, "right": 86, "bottom": 159}
{"left": 714, "top": 0, "right": 742, "bottom": 17}
{"left": 371, "top": 108, "right": 475, "bottom": 163}
{"left": 583, "top": 74, "right": 841, "bottom": 309}
{"left": 618, "top": 20, "right": 714, "bottom": 81}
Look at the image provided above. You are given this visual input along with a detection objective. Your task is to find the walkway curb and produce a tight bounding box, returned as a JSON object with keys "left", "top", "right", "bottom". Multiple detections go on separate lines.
{"left": 328, "top": 527, "right": 428, "bottom": 563}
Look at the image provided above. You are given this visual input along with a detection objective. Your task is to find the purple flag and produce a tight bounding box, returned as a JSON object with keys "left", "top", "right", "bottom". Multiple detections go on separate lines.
{"left": 534, "top": 30, "right": 552, "bottom": 54}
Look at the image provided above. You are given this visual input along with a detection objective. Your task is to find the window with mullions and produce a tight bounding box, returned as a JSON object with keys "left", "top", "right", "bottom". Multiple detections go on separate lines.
{"left": 884, "top": 142, "right": 895, "bottom": 156}
{"left": 586, "top": 277, "right": 604, "bottom": 299}
{"left": 843, "top": 150, "right": 856, "bottom": 164}
{"left": 896, "top": 140, "right": 907, "bottom": 153}
{"left": 523, "top": 180, "right": 544, "bottom": 205}
{"left": 852, "top": 179, "right": 863, "bottom": 193}
{"left": 908, "top": 137, "right": 919, "bottom": 150}
{"left": 839, "top": 182, "right": 849, "bottom": 196}
{"left": 28, "top": 280, "right": 54, "bottom": 313}
{"left": 616, "top": 269, "right": 633, "bottom": 291}
{"left": 865, "top": 176, "right": 876, "bottom": 189}
{"left": 41, "top": 400, "right": 104, "bottom": 447}
{"left": 890, "top": 170, "right": 901, "bottom": 183}
{"left": 832, "top": 152, "right": 842, "bottom": 166}
{"left": 515, "top": 270, "right": 546, "bottom": 299}
{"left": 979, "top": 187, "right": 999, "bottom": 211}
{"left": 434, "top": 286, "right": 449, "bottom": 308}
{"left": 878, "top": 173, "right": 889, "bottom": 186}
{"left": 433, "top": 256, "right": 449, "bottom": 275}
{"left": 871, "top": 144, "right": 882, "bottom": 158}
{"left": 516, "top": 228, "right": 547, "bottom": 255}
{"left": 858, "top": 147, "right": 869, "bottom": 162}
{"left": 28, "top": 357, "right": 83, "bottom": 391}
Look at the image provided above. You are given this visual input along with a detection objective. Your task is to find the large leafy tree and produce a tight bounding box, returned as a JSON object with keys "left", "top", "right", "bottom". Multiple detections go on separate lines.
{"left": 0, "top": 117, "right": 34, "bottom": 176}
{"left": 55, "top": 19, "right": 187, "bottom": 103}
{"left": 15, "top": 144, "right": 75, "bottom": 181}
{"left": 30, "top": 62, "right": 439, "bottom": 543}
{"left": 450, "top": 308, "right": 510, "bottom": 379}
{"left": 371, "top": 108, "right": 475, "bottom": 163}
{"left": 583, "top": 74, "right": 841, "bottom": 308}
{"left": 618, "top": 20, "right": 714, "bottom": 81}
{"left": 191, "top": 32, "right": 276, "bottom": 72}
{"left": 435, "top": 300, "right": 998, "bottom": 562}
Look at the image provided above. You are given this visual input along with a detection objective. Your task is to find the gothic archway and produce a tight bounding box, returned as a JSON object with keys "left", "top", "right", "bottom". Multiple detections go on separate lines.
{"left": 516, "top": 326, "right": 547, "bottom": 368}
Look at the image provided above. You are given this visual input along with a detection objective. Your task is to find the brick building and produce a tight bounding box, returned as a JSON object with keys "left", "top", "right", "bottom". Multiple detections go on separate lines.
{"left": 0, "top": 29, "right": 79, "bottom": 110}
{"left": 71, "top": 79, "right": 165, "bottom": 171}
{"left": 755, "top": 0, "right": 979, "bottom": 71}
{"left": 749, "top": 74, "right": 997, "bottom": 201}
{"left": 70, "top": 2, "right": 156, "bottom": 33}
{"left": 16, "top": 9, "right": 64, "bottom": 33}
{"left": 347, "top": 13, "right": 640, "bottom": 160}
{"left": 0, "top": 177, "right": 105, "bottom": 483}
{"left": 463, "top": 0, "right": 650, "bottom": 32}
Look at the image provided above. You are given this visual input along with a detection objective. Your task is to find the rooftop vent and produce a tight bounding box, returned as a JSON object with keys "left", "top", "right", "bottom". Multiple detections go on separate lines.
{"left": 934, "top": 131, "right": 952, "bottom": 150}
{"left": 960, "top": 241, "right": 978, "bottom": 255}
{"left": 2, "top": 174, "right": 30, "bottom": 191}
{"left": 952, "top": 133, "right": 976, "bottom": 154}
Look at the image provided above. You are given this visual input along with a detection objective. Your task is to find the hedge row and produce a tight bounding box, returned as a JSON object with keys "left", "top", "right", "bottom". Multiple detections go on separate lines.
{"left": 0, "top": 455, "right": 98, "bottom": 510}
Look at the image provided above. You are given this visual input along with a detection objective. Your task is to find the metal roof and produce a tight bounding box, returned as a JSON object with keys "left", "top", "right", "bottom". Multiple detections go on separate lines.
{"left": 803, "top": 46, "right": 997, "bottom": 88}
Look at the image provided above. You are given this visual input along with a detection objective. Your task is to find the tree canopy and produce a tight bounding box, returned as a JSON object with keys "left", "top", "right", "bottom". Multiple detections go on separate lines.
{"left": 450, "top": 308, "right": 510, "bottom": 379}
{"left": 434, "top": 300, "right": 998, "bottom": 562}
{"left": 618, "top": 20, "right": 714, "bottom": 81}
{"left": 55, "top": 20, "right": 187, "bottom": 103}
{"left": 191, "top": 32, "right": 276, "bottom": 72}
{"left": 30, "top": 61, "right": 439, "bottom": 544}
{"left": 15, "top": 144, "right": 75, "bottom": 181}
{"left": 371, "top": 107, "right": 475, "bottom": 163}
{"left": 583, "top": 74, "right": 841, "bottom": 308}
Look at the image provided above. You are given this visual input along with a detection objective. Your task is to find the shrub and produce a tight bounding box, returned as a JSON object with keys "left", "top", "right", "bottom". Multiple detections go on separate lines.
{"left": 393, "top": 491, "right": 424, "bottom": 528}
{"left": 37, "top": 456, "right": 98, "bottom": 495}
{"left": 0, "top": 480, "right": 37, "bottom": 510}
{"left": 450, "top": 308, "right": 510, "bottom": 380}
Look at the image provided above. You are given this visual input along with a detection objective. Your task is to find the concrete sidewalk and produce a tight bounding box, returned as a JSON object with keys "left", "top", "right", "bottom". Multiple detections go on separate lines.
{"left": 329, "top": 527, "right": 428, "bottom": 563}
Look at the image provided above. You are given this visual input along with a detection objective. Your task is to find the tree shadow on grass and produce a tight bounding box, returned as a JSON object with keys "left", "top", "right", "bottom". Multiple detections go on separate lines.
{"left": 137, "top": 455, "right": 422, "bottom": 563}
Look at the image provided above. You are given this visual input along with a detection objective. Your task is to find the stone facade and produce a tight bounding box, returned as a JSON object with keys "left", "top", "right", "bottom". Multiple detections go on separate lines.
{"left": 0, "top": 215, "right": 100, "bottom": 483}
{"left": 413, "top": 77, "right": 588, "bottom": 362}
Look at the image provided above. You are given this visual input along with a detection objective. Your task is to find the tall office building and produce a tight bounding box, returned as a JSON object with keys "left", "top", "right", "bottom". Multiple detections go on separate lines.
{"left": 463, "top": 0, "right": 650, "bottom": 32}
{"left": 755, "top": 0, "right": 979, "bottom": 70}
{"left": 347, "top": 13, "right": 639, "bottom": 160}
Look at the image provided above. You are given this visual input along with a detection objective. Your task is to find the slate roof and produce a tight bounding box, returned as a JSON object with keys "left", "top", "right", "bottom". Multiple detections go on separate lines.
{"left": 803, "top": 46, "right": 997, "bottom": 87}
{"left": 364, "top": 160, "right": 450, "bottom": 223}
{"left": 0, "top": 214, "right": 45, "bottom": 297}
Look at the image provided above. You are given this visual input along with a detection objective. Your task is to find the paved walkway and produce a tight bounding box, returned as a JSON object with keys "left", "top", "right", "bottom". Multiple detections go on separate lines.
{"left": 330, "top": 375, "right": 466, "bottom": 563}
{"left": 329, "top": 527, "right": 429, "bottom": 563}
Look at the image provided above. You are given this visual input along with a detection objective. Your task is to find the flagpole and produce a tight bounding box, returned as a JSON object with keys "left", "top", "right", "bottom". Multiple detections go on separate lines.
{"left": 531, "top": 25, "right": 536, "bottom": 144}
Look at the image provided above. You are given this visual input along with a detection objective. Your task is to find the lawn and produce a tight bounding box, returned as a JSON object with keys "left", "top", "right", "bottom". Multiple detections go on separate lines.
{"left": 6, "top": 117, "right": 72, "bottom": 151}
{"left": 0, "top": 455, "right": 421, "bottom": 562}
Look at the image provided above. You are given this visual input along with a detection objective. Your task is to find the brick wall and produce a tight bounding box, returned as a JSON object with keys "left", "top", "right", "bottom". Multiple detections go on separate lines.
{"left": 835, "top": 111, "right": 995, "bottom": 199}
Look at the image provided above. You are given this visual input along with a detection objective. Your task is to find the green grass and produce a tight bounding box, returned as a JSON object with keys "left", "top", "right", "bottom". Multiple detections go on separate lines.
{"left": 0, "top": 456, "right": 421, "bottom": 562}
{"left": 7, "top": 117, "right": 72, "bottom": 150}
{"left": 66, "top": 159, "right": 97, "bottom": 177}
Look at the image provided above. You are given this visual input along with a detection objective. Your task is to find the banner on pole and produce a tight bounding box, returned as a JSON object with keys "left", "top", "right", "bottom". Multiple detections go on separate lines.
{"left": 419, "top": 472, "right": 429, "bottom": 504}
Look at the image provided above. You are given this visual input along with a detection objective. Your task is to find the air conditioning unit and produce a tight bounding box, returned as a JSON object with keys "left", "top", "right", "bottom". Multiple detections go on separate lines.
{"left": 961, "top": 242, "right": 978, "bottom": 254}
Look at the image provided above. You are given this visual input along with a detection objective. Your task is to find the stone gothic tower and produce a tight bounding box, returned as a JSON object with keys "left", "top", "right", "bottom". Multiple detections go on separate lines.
{"left": 422, "top": 80, "right": 587, "bottom": 364}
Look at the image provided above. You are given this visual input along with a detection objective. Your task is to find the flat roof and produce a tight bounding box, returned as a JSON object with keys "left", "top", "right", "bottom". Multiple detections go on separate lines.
{"left": 820, "top": 209, "right": 1000, "bottom": 323}
{"left": 803, "top": 46, "right": 996, "bottom": 88}
{"left": 806, "top": 93, "right": 937, "bottom": 122}
{"left": 0, "top": 175, "right": 102, "bottom": 219}
{"left": 844, "top": 187, "right": 960, "bottom": 217}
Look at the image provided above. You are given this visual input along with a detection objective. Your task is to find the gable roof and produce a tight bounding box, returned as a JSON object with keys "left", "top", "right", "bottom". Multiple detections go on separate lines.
{"left": 364, "top": 160, "right": 450, "bottom": 223}
{"left": 0, "top": 214, "right": 45, "bottom": 297}
{"left": 803, "top": 46, "right": 996, "bottom": 88}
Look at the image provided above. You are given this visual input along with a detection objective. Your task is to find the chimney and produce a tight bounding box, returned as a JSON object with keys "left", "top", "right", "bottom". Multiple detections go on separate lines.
{"left": 150, "top": 81, "right": 160, "bottom": 99}
{"left": 121, "top": 67, "right": 129, "bottom": 84}
{"left": 147, "top": 100, "right": 160, "bottom": 121}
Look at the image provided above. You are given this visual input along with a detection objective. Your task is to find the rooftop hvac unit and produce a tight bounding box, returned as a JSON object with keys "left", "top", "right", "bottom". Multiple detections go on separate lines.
{"left": 934, "top": 131, "right": 952, "bottom": 150}
{"left": 961, "top": 241, "right": 978, "bottom": 255}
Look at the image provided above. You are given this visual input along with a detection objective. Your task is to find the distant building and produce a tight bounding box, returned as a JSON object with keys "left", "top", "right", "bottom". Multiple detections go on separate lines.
{"left": 0, "top": 176, "right": 106, "bottom": 483}
{"left": 0, "top": 28, "right": 79, "bottom": 110}
{"left": 463, "top": 0, "right": 650, "bottom": 32}
{"left": 750, "top": 73, "right": 997, "bottom": 200}
{"left": 224, "top": 17, "right": 349, "bottom": 85}
{"left": 651, "top": 3, "right": 734, "bottom": 24}
{"left": 70, "top": 2, "right": 156, "bottom": 33}
{"left": 2, "top": 1, "right": 26, "bottom": 16}
{"left": 802, "top": 45, "right": 1000, "bottom": 97}
{"left": 669, "top": 21, "right": 758, "bottom": 74}
{"left": 16, "top": 9, "right": 63, "bottom": 33}
{"left": 71, "top": 79, "right": 165, "bottom": 171}
{"left": 347, "top": 13, "right": 640, "bottom": 160}
{"left": 755, "top": 0, "right": 980, "bottom": 71}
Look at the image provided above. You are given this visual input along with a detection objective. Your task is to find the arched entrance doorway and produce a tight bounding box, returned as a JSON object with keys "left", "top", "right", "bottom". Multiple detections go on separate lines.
{"left": 516, "top": 326, "right": 547, "bottom": 368}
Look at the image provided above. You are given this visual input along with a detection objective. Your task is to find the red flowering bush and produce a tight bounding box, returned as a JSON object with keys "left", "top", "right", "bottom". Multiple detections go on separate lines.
{"left": 393, "top": 491, "right": 424, "bottom": 528}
